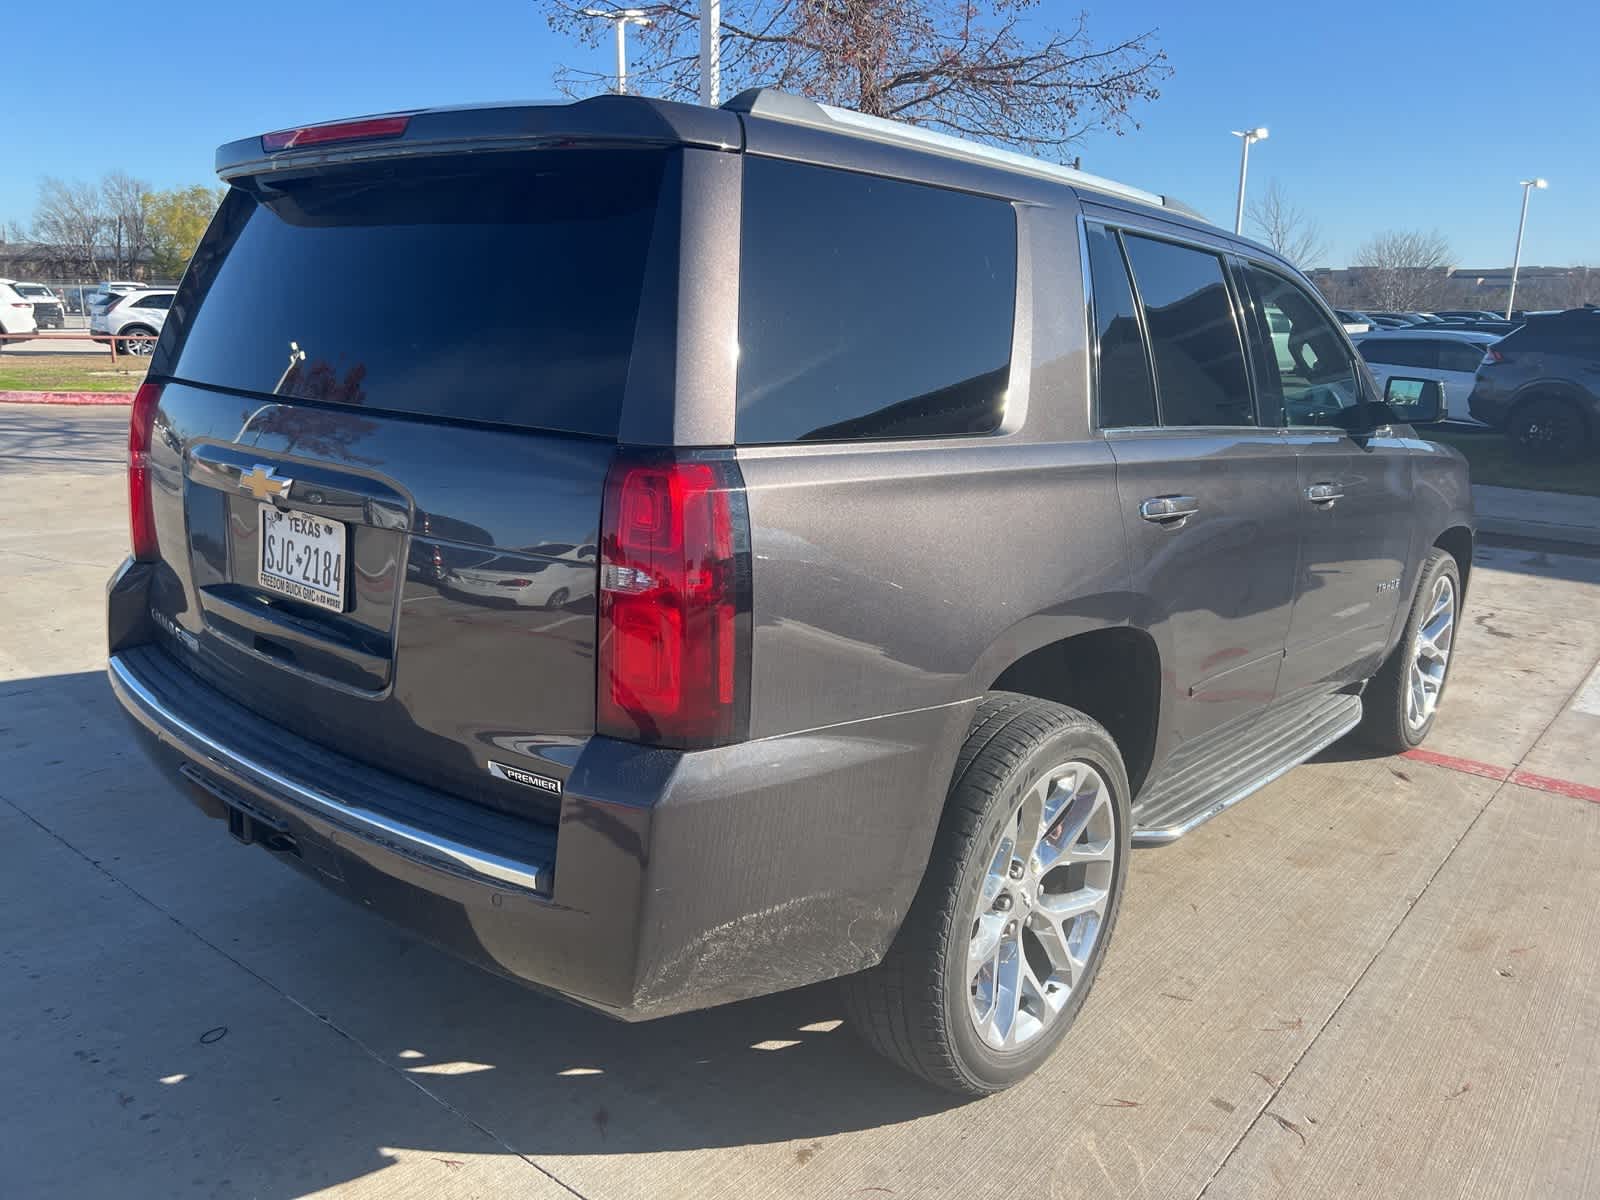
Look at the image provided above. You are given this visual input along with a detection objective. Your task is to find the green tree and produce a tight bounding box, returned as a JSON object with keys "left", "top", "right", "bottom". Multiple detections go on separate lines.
{"left": 146, "top": 185, "right": 226, "bottom": 280}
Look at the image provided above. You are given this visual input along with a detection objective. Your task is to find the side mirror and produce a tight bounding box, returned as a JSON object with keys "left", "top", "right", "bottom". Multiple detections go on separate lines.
{"left": 1383, "top": 377, "right": 1444, "bottom": 424}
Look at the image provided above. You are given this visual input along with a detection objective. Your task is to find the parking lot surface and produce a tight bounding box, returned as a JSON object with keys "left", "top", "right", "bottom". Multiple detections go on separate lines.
{"left": 3, "top": 405, "right": 1597, "bottom": 1199}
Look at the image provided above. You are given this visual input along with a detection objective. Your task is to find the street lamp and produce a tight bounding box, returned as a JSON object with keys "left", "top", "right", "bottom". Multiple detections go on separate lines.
{"left": 1505, "top": 177, "right": 1549, "bottom": 320}
{"left": 1231, "top": 126, "right": 1269, "bottom": 236}
{"left": 699, "top": 0, "right": 721, "bottom": 106}
{"left": 583, "top": 8, "right": 652, "bottom": 95}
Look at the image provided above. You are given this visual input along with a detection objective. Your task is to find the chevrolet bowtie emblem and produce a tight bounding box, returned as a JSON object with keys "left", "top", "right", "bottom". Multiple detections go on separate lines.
{"left": 240, "top": 464, "right": 293, "bottom": 502}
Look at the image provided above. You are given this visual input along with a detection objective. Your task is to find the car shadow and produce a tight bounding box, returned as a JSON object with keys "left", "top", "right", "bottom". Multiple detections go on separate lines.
{"left": 3, "top": 668, "right": 966, "bottom": 1199}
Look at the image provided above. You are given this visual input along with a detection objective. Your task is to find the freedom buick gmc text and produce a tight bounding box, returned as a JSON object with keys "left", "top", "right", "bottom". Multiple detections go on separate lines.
{"left": 107, "top": 91, "right": 1471, "bottom": 1095}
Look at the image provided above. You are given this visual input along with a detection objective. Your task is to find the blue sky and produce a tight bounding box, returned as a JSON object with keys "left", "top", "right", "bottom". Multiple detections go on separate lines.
{"left": 5, "top": 1, "right": 1595, "bottom": 268}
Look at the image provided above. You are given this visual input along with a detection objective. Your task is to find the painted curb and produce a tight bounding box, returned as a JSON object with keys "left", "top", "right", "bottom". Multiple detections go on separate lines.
{"left": 0, "top": 391, "right": 134, "bottom": 406}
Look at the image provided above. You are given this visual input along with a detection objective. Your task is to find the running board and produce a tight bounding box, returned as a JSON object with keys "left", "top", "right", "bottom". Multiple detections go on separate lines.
{"left": 1131, "top": 692, "right": 1363, "bottom": 846}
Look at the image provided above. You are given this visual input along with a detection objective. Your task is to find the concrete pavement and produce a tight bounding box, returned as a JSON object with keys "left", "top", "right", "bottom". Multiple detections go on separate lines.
{"left": 2, "top": 404, "right": 1597, "bottom": 1199}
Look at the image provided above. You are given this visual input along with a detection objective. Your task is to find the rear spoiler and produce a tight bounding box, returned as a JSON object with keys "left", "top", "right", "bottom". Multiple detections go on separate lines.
{"left": 215, "top": 95, "right": 743, "bottom": 183}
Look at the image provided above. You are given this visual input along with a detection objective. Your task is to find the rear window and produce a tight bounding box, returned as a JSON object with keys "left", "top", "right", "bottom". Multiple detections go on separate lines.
{"left": 170, "top": 150, "right": 667, "bottom": 435}
{"left": 735, "top": 158, "right": 1016, "bottom": 444}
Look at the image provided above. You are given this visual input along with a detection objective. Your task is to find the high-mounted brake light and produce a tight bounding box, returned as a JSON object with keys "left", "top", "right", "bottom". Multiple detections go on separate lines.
{"left": 261, "top": 115, "right": 411, "bottom": 152}
{"left": 597, "top": 452, "right": 750, "bottom": 749}
{"left": 128, "top": 381, "right": 162, "bottom": 561}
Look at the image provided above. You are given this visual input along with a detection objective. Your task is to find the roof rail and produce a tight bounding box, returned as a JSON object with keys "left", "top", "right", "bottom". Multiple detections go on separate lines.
{"left": 722, "top": 87, "right": 1199, "bottom": 218}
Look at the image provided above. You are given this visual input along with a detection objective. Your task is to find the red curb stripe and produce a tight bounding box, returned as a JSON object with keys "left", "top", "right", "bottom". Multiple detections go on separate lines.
{"left": 1400, "top": 747, "right": 1511, "bottom": 781}
{"left": 1508, "top": 770, "right": 1600, "bottom": 805}
{"left": 0, "top": 390, "right": 134, "bottom": 405}
{"left": 1401, "top": 748, "right": 1600, "bottom": 805}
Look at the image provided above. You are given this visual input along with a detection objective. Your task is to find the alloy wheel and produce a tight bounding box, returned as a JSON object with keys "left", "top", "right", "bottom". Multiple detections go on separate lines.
{"left": 967, "top": 761, "right": 1117, "bottom": 1050}
{"left": 1407, "top": 573, "right": 1455, "bottom": 730}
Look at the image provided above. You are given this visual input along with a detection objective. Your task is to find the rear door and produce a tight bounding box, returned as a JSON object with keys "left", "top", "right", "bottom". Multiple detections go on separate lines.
{"left": 143, "top": 147, "right": 675, "bottom": 818}
{"left": 1234, "top": 261, "right": 1413, "bottom": 696}
{"left": 1089, "top": 221, "right": 1301, "bottom": 742}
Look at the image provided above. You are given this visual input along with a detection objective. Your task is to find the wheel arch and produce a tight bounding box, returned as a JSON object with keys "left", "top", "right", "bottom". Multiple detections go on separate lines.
{"left": 986, "top": 625, "right": 1162, "bottom": 798}
{"left": 1433, "top": 525, "right": 1474, "bottom": 599}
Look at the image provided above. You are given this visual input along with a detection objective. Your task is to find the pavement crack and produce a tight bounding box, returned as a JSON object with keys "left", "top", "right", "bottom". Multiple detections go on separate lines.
{"left": 0, "top": 791, "right": 594, "bottom": 1200}
{"left": 1191, "top": 644, "right": 1600, "bottom": 1200}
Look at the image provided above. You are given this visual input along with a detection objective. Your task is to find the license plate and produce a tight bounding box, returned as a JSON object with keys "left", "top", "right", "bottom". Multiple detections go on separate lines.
{"left": 258, "top": 504, "right": 347, "bottom": 611}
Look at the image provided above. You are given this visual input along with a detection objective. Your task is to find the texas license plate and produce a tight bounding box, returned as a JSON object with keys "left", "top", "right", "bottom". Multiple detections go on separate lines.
{"left": 258, "top": 504, "right": 347, "bottom": 611}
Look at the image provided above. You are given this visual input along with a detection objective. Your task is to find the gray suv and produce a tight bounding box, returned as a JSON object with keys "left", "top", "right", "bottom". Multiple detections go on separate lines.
{"left": 107, "top": 91, "right": 1473, "bottom": 1095}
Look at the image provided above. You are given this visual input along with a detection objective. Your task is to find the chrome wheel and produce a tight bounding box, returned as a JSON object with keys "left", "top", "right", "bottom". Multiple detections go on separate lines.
{"left": 967, "top": 761, "right": 1116, "bottom": 1050}
{"left": 1407, "top": 573, "right": 1455, "bottom": 731}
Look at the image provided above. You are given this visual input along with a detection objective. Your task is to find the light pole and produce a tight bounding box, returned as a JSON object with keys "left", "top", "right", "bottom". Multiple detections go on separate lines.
{"left": 699, "top": 0, "right": 721, "bottom": 106}
{"left": 1231, "top": 126, "right": 1269, "bottom": 236}
{"left": 584, "top": 8, "right": 652, "bottom": 95}
{"left": 1505, "top": 177, "right": 1548, "bottom": 320}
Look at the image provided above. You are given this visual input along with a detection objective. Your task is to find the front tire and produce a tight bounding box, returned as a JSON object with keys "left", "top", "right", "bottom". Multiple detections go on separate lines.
{"left": 844, "top": 693, "right": 1131, "bottom": 1095}
{"left": 1356, "top": 548, "right": 1461, "bottom": 752}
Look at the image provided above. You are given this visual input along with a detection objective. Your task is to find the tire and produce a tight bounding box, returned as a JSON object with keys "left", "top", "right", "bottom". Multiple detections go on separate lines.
{"left": 544, "top": 587, "right": 570, "bottom": 611}
{"left": 1508, "top": 394, "right": 1590, "bottom": 464}
{"left": 1355, "top": 548, "right": 1461, "bottom": 752}
{"left": 118, "top": 325, "right": 158, "bottom": 357}
{"left": 843, "top": 692, "right": 1131, "bottom": 1095}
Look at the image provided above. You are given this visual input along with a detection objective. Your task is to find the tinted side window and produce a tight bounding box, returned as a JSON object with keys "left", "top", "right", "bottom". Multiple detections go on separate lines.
{"left": 736, "top": 158, "right": 1016, "bottom": 443}
{"left": 1122, "top": 235, "right": 1254, "bottom": 427}
{"left": 136, "top": 294, "right": 173, "bottom": 311}
{"left": 1086, "top": 225, "right": 1156, "bottom": 428}
{"left": 1364, "top": 338, "right": 1431, "bottom": 369}
{"left": 1438, "top": 339, "right": 1489, "bottom": 372}
{"left": 1241, "top": 265, "right": 1360, "bottom": 427}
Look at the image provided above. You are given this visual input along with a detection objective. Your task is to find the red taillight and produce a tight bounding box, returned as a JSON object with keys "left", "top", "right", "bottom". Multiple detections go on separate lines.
{"left": 262, "top": 115, "right": 411, "bottom": 152}
{"left": 128, "top": 381, "right": 162, "bottom": 561}
{"left": 1482, "top": 346, "right": 1506, "bottom": 365}
{"left": 597, "top": 453, "right": 749, "bottom": 749}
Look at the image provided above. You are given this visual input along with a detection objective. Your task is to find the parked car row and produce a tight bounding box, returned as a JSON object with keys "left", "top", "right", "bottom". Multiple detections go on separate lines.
{"left": 1349, "top": 306, "right": 1599, "bottom": 461}
{"left": 0, "top": 280, "right": 174, "bottom": 351}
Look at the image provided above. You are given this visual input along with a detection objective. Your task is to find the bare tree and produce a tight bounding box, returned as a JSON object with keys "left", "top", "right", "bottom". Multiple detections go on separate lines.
{"left": 1351, "top": 229, "right": 1454, "bottom": 311}
{"left": 1247, "top": 179, "right": 1326, "bottom": 268}
{"left": 31, "top": 178, "right": 107, "bottom": 278}
{"left": 545, "top": 1, "right": 1171, "bottom": 157}
{"left": 102, "top": 170, "right": 152, "bottom": 278}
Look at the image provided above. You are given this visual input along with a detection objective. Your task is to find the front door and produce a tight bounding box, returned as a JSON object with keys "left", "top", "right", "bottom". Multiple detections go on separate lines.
{"left": 1234, "top": 261, "right": 1413, "bottom": 696}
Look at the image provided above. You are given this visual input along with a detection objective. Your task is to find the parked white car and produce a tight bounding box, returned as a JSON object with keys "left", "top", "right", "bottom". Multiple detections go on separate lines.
{"left": 1352, "top": 329, "right": 1501, "bottom": 425}
{"left": 0, "top": 280, "right": 39, "bottom": 348}
{"left": 5, "top": 281, "right": 66, "bottom": 329}
{"left": 89, "top": 288, "right": 175, "bottom": 356}
{"left": 444, "top": 543, "right": 596, "bottom": 609}
{"left": 86, "top": 281, "right": 148, "bottom": 318}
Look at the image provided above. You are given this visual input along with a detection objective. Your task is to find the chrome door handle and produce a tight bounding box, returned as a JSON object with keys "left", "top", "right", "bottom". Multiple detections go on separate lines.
{"left": 1139, "top": 495, "right": 1200, "bottom": 524}
{"left": 1305, "top": 482, "right": 1344, "bottom": 505}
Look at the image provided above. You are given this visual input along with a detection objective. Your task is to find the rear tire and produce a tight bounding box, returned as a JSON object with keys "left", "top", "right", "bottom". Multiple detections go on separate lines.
{"left": 119, "top": 325, "right": 158, "bottom": 358}
{"left": 1509, "top": 394, "right": 1590, "bottom": 463}
{"left": 1355, "top": 548, "right": 1461, "bottom": 752}
{"left": 843, "top": 693, "right": 1131, "bottom": 1095}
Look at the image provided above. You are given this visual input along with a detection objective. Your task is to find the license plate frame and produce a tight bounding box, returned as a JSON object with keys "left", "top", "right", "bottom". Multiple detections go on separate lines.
{"left": 257, "top": 504, "right": 348, "bottom": 612}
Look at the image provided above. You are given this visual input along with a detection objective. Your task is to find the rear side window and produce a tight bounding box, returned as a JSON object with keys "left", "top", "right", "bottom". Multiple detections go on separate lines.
{"left": 736, "top": 158, "right": 1016, "bottom": 443}
{"left": 1085, "top": 225, "right": 1156, "bottom": 428}
{"left": 1121, "top": 235, "right": 1255, "bottom": 427}
{"left": 1438, "top": 340, "right": 1490, "bottom": 372}
{"left": 1359, "top": 338, "right": 1433, "bottom": 368}
{"left": 171, "top": 150, "right": 666, "bottom": 435}
{"left": 135, "top": 294, "right": 173, "bottom": 311}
